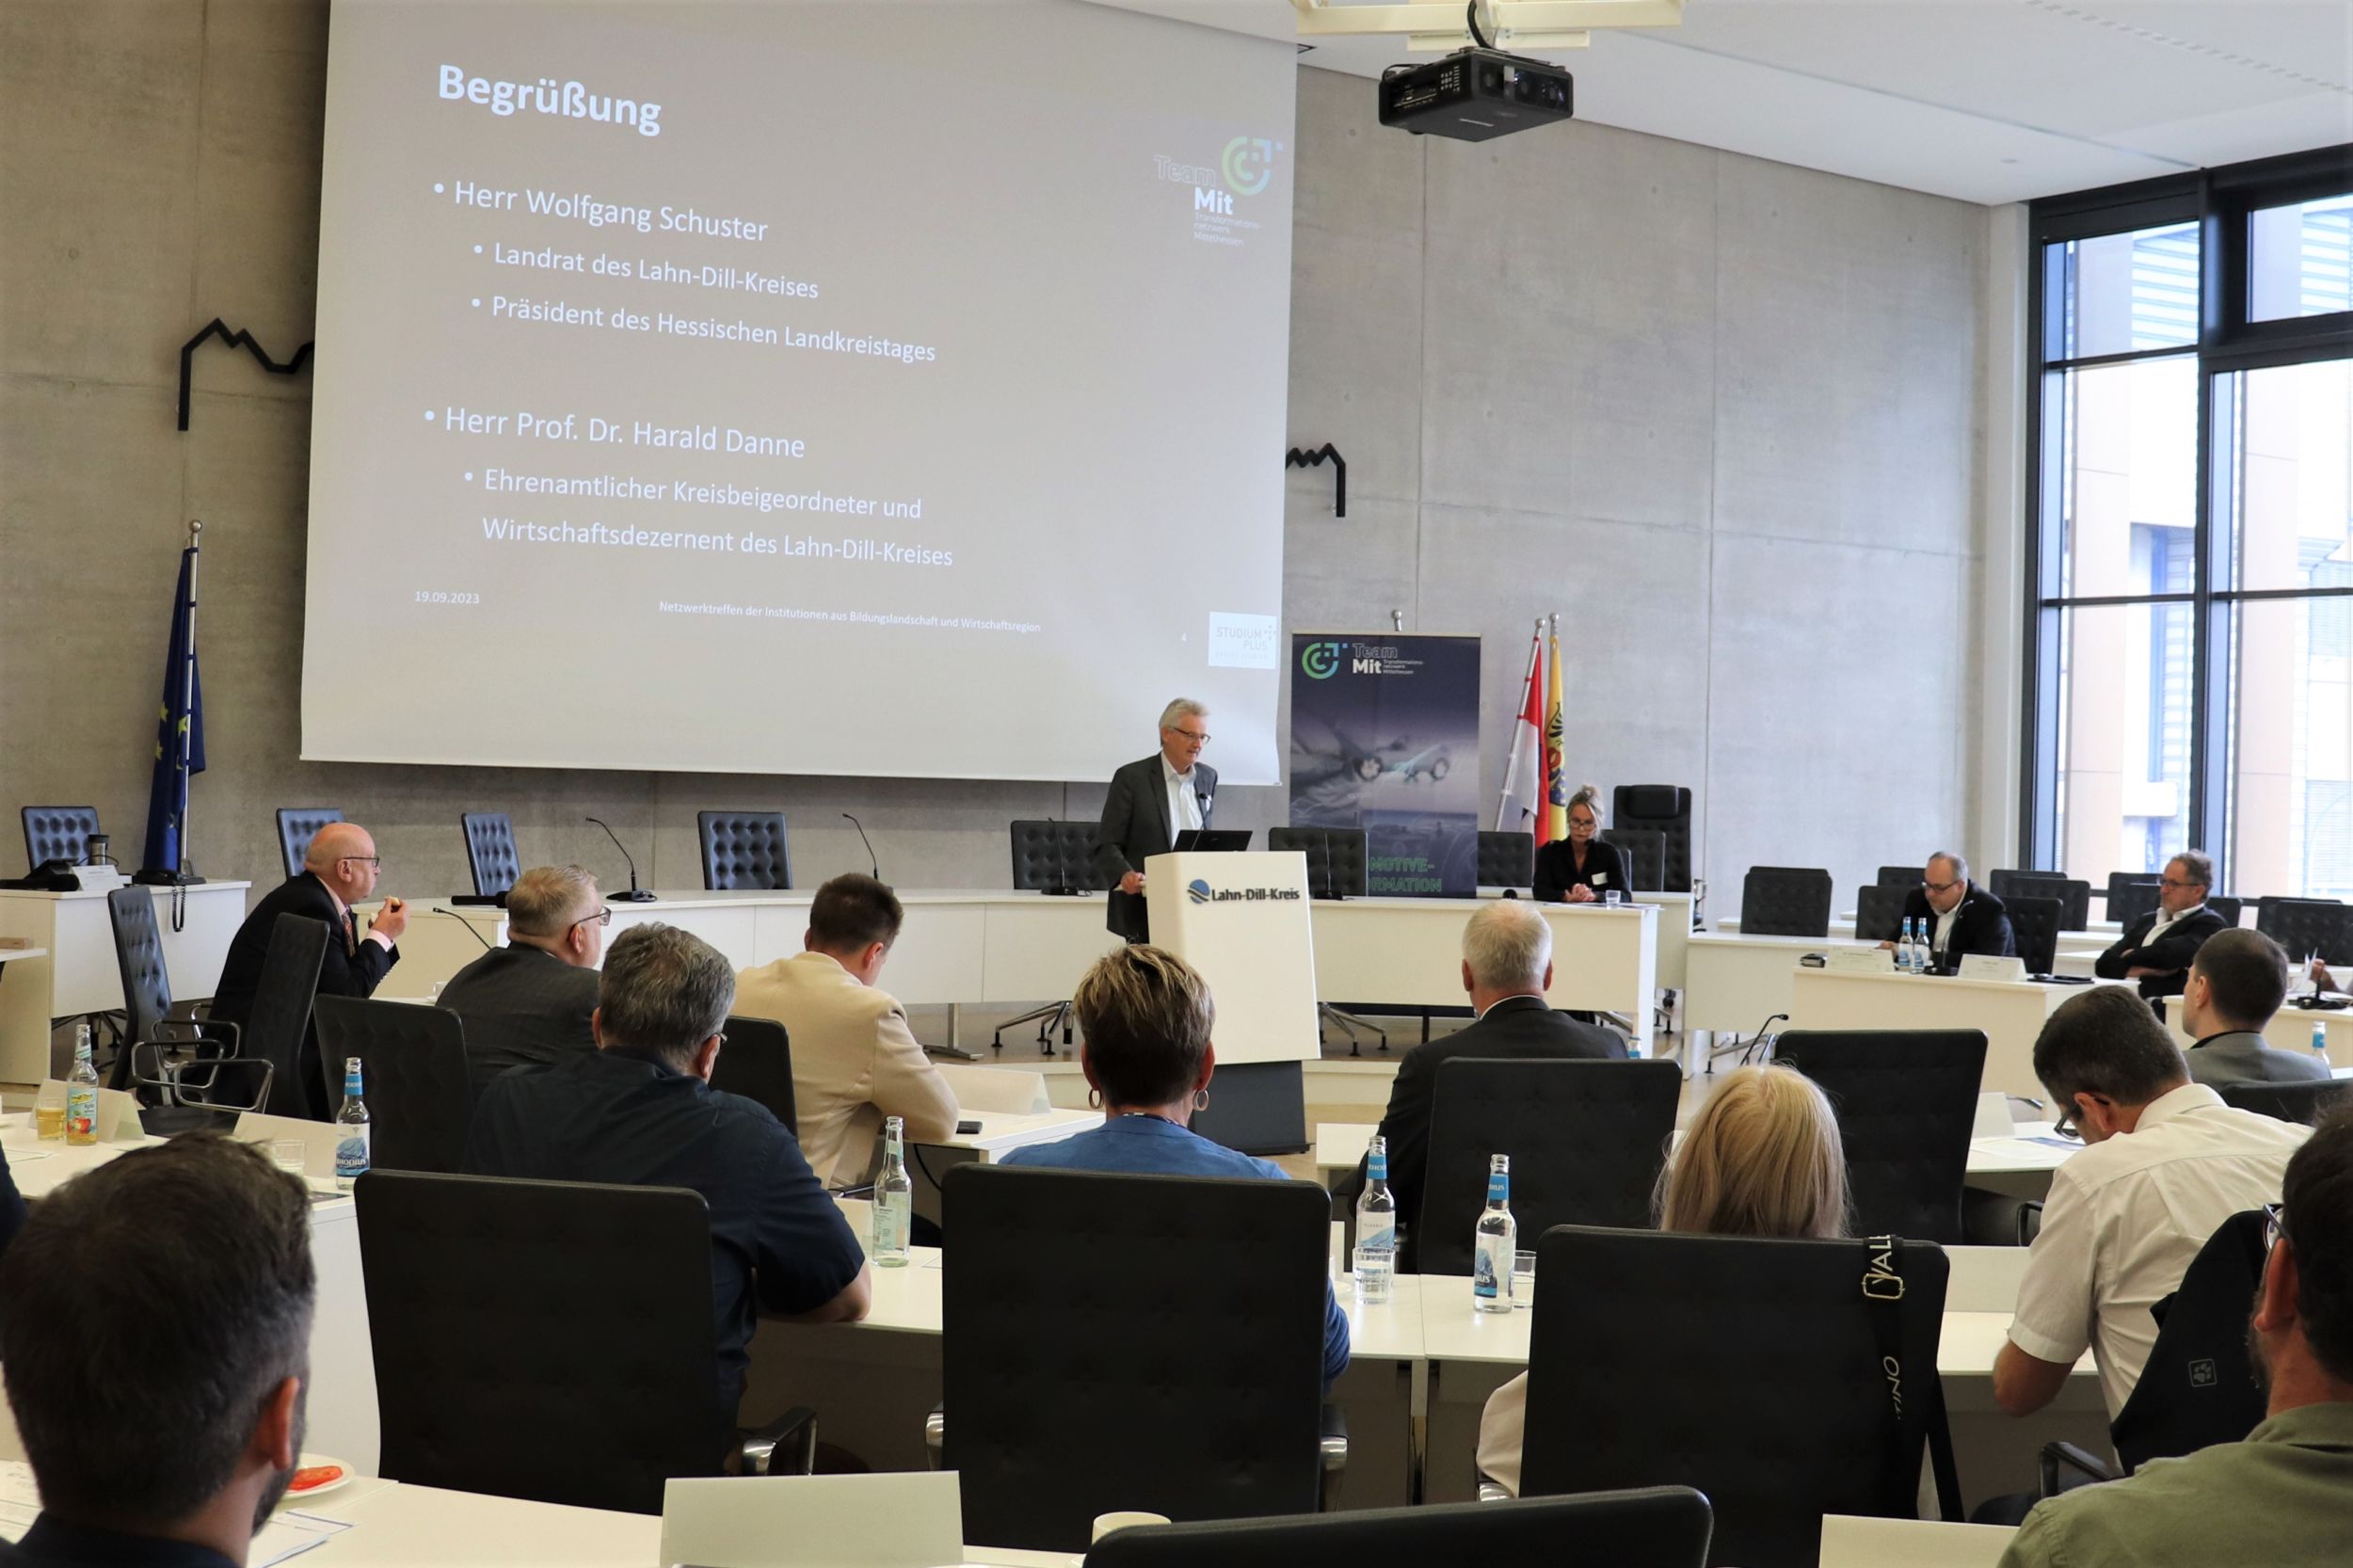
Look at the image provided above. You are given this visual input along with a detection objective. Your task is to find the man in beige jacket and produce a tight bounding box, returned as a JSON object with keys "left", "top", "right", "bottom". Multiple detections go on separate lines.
{"left": 733, "top": 873, "right": 960, "bottom": 1186}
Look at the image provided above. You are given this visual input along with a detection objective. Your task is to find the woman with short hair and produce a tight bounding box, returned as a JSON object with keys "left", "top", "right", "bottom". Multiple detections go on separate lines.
{"left": 1474, "top": 1064, "right": 1849, "bottom": 1494}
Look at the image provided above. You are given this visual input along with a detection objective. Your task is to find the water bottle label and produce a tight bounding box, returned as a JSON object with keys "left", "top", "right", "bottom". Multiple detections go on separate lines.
{"left": 1358, "top": 1214, "right": 1395, "bottom": 1254}
{"left": 1473, "top": 1242, "right": 1502, "bottom": 1299}
{"left": 1486, "top": 1174, "right": 1509, "bottom": 1205}
{"left": 65, "top": 1087, "right": 95, "bottom": 1139}
{"left": 335, "top": 1128, "right": 370, "bottom": 1179}
{"left": 1368, "top": 1152, "right": 1387, "bottom": 1181}
{"left": 873, "top": 1195, "right": 909, "bottom": 1254}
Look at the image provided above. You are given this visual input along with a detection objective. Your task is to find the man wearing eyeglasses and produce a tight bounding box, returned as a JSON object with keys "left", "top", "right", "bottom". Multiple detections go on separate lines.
{"left": 439, "top": 863, "right": 609, "bottom": 1100}
{"left": 208, "top": 821, "right": 407, "bottom": 1116}
{"left": 1999, "top": 1109, "right": 2353, "bottom": 1567}
{"left": 1893, "top": 851, "right": 2016, "bottom": 975}
{"left": 2095, "top": 851, "right": 2232, "bottom": 1000}
{"left": 1096, "top": 698, "right": 1219, "bottom": 944}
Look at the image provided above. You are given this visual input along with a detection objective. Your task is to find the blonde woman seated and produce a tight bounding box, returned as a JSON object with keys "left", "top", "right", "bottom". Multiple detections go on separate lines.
{"left": 1474, "top": 1064, "right": 1850, "bottom": 1495}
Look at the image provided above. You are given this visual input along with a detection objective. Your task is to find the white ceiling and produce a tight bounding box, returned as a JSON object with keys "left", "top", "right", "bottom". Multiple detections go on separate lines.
{"left": 1097, "top": 0, "right": 2353, "bottom": 204}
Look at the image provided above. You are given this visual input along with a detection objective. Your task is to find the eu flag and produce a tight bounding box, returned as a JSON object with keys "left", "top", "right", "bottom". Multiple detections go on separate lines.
{"left": 139, "top": 544, "right": 206, "bottom": 876}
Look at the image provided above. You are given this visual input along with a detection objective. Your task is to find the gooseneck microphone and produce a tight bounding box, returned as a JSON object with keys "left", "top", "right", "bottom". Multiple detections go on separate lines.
{"left": 435, "top": 907, "right": 496, "bottom": 951}
{"left": 586, "top": 816, "right": 657, "bottom": 902}
{"left": 842, "top": 812, "right": 881, "bottom": 881}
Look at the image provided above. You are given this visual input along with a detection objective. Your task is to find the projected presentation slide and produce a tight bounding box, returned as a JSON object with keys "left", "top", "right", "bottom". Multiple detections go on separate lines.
{"left": 304, "top": 0, "right": 1295, "bottom": 783}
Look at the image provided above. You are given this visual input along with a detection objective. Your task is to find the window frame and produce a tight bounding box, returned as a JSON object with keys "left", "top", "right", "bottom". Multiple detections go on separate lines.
{"left": 2022, "top": 144, "right": 2353, "bottom": 888}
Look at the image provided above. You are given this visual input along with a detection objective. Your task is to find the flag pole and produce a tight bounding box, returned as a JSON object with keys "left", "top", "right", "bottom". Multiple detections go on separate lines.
{"left": 176, "top": 520, "right": 200, "bottom": 890}
{"left": 1495, "top": 617, "right": 1542, "bottom": 830}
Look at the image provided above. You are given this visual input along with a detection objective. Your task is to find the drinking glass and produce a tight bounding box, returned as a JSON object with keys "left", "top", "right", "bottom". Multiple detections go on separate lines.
{"left": 1513, "top": 1249, "right": 1538, "bottom": 1308}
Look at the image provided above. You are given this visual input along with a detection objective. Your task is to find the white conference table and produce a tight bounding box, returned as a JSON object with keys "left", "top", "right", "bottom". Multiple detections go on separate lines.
{"left": 1786, "top": 969, "right": 2129, "bottom": 1100}
{"left": 1414, "top": 1244, "right": 2106, "bottom": 1506}
{"left": 0, "top": 880, "right": 249, "bottom": 1016}
{"left": 0, "top": 949, "right": 50, "bottom": 1087}
{"left": 381, "top": 888, "right": 1662, "bottom": 1052}
{"left": 0, "top": 1112, "right": 379, "bottom": 1472}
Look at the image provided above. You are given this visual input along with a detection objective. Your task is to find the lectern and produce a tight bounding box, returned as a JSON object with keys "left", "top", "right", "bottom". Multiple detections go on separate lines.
{"left": 1144, "top": 850, "right": 1319, "bottom": 1154}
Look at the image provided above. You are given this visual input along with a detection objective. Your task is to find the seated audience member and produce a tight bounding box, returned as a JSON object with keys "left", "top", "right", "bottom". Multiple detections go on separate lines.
{"left": 1894, "top": 852, "right": 2016, "bottom": 974}
{"left": 1995, "top": 984, "right": 2310, "bottom": 1423}
{"left": 732, "top": 873, "right": 958, "bottom": 1186}
{"left": 1345, "top": 898, "right": 1622, "bottom": 1268}
{"left": 1998, "top": 1107, "right": 2353, "bottom": 1568}
{"left": 2095, "top": 852, "right": 2230, "bottom": 1001}
{"left": 0, "top": 1136, "right": 312, "bottom": 1568}
{"left": 207, "top": 821, "right": 405, "bottom": 1116}
{"left": 1476, "top": 1064, "right": 1850, "bottom": 1496}
{"left": 1532, "top": 784, "right": 1632, "bottom": 904}
{"left": 437, "top": 863, "right": 607, "bottom": 1097}
{"left": 0, "top": 1144, "right": 23, "bottom": 1262}
{"left": 1003, "top": 945, "right": 1350, "bottom": 1391}
{"left": 2181, "top": 928, "right": 2331, "bottom": 1091}
{"left": 467, "top": 922, "right": 869, "bottom": 1416}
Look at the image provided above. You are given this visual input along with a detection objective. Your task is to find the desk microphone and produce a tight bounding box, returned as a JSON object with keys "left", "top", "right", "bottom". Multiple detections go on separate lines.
{"left": 435, "top": 907, "right": 496, "bottom": 951}
{"left": 586, "top": 817, "right": 657, "bottom": 902}
{"left": 842, "top": 813, "right": 881, "bottom": 881}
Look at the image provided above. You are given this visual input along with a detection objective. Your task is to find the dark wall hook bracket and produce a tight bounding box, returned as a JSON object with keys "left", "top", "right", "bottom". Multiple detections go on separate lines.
{"left": 177, "top": 318, "right": 314, "bottom": 431}
{"left": 1285, "top": 442, "right": 1347, "bottom": 518}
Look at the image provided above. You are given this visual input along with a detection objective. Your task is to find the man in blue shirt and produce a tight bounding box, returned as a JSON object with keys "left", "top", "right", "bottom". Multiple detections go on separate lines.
{"left": 1005, "top": 944, "right": 1350, "bottom": 1390}
{"left": 469, "top": 922, "right": 870, "bottom": 1416}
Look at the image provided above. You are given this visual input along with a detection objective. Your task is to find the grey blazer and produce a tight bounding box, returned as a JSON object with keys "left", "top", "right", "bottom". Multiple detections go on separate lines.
{"left": 2184, "top": 1029, "right": 2334, "bottom": 1088}
{"left": 1095, "top": 753, "right": 1218, "bottom": 942}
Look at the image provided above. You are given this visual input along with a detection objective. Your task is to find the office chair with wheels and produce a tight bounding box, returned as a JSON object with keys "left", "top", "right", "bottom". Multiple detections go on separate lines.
{"left": 936, "top": 1164, "right": 1344, "bottom": 1552}
{"left": 1269, "top": 826, "right": 1385, "bottom": 1054}
{"left": 104, "top": 886, "right": 264, "bottom": 1127}
{"left": 1520, "top": 1227, "right": 1960, "bottom": 1568}
{"left": 2006, "top": 895, "right": 2063, "bottom": 978}
{"left": 709, "top": 1015, "right": 796, "bottom": 1135}
{"left": 22, "top": 806, "right": 101, "bottom": 872}
{"left": 312, "top": 997, "right": 472, "bottom": 1172}
{"left": 358, "top": 1172, "right": 815, "bottom": 1514}
{"left": 460, "top": 812, "right": 520, "bottom": 898}
{"left": 1771, "top": 1030, "right": 1988, "bottom": 1242}
{"left": 1607, "top": 828, "right": 1668, "bottom": 894}
{"left": 2106, "top": 874, "right": 2163, "bottom": 932}
{"left": 1611, "top": 786, "right": 1692, "bottom": 893}
{"left": 1738, "top": 867, "right": 1833, "bottom": 938}
{"left": 1415, "top": 1058, "right": 1675, "bottom": 1275}
{"left": 1852, "top": 884, "right": 1907, "bottom": 943}
{"left": 235, "top": 913, "right": 331, "bottom": 1121}
{"left": 1084, "top": 1487, "right": 1714, "bottom": 1568}
{"left": 1000, "top": 820, "right": 1107, "bottom": 1053}
{"left": 1478, "top": 830, "right": 1535, "bottom": 890}
{"left": 1988, "top": 871, "right": 2090, "bottom": 931}
{"left": 1872, "top": 865, "right": 1919, "bottom": 890}
{"left": 698, "top": 810, "right": 792, "bottom": 891}
{"left": 2219, "top": 1079, "right": 2353, "bottom": 1125}
{"left": 275, "top": 808, "right": 344, "bottom": 879}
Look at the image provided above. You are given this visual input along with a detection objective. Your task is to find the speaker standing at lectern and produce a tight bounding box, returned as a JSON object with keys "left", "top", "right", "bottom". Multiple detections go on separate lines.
{"left": 1096, "top": 698, "right": 1219, "bottom": 944}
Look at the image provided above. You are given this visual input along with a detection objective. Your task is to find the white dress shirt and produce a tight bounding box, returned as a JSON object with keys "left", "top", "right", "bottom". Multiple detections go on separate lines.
{"left": 2007, "top": 1080, "right": 2310, "bottom": 1418}
{"left": 1932, "top": 902, "right": 1961, "bottom": 957}
{"left": 1162, "top": 756, "right": 1202, "bottom": 842}
{"left": 2142, "top": 901, "right": 2209, "bottom": 944}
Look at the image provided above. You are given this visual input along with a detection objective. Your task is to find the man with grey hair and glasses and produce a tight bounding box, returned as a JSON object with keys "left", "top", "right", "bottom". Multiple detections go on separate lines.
{"left": 1891, "top": 851, "right": 2015, "bottom": 975}
{"left": 1096, "top": 697, "right": 1219, "bottom": 943}
{"left": 2096, "top": 850, "right": 2232, "bottom": 1001}
{"left": 439, "top": 863, "right": 609, "bottom": 1097}
{"left": 1341, "top": 899, "right": 1623, "bottom": 1269}
{"left": 468, "top": 923, "right": 869, "bottom": 1419}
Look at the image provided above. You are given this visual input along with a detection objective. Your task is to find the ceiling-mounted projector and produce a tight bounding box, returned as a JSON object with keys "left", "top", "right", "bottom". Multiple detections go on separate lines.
{"left": 1378, "top": 46, "right": 1574, "bottom": 140}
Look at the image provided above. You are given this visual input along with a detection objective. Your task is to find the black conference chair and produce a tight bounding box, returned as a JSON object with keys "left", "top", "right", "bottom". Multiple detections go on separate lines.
{"left": 2007, "top": 895, "right": 2063, "bottom": 978}
{"left": 1000, "top": 821, "right": 1106, "bottom": 1051}
{"left": 460, "top": 812, "right": 520, "bottom": 898}
{"left": 22, "top": 805, "right": 100, "bottom": 872}
{"left": 275, "top": 808, "right": 344, "bottom": 878}
{"left": 246, "top": 914, "right": 331, "bottom": 1121}
{"left": 936, "top": 1164, "right": 1343, "bottom": 1553}
{"left": 2220, "top": 1079, "right": 2353, "bottom": 1125}
{"left": 710, "top": 1014, "right": 796, "bottom": 1136}
{"left": 1270, "top": 827, "right": 1385, "bottom": 1051}
{"left": 1872, "top": 865, "right": 1919, "bottom": 890}
{"left": 1989, "top": 871, "right": 2091, "bottom": 931}
{"left": 1612, "top": 786, "right": 1691, "bottom": 892}
{"left": 1085, "top": 1487, "right": 1715, "bottom": 1568}
{"left": 312, "top": 997, "right": 472, "bottom": 1173}
{"left": 1478, "top": 830, "right": 1535, "bottom": 890}
{"left": 2046, "top": 1209, "right": 2270, "bottom": 1488}
{"left": 1607, "top": 828, "right": 1668, "bottom": 895}
{"left": 1852, "top": 884, "right": 1907, "bottom": 943}
{"left": 103, "top": 886, "right": 264, "bottom": 1123}
{"left": 2208, "top": 895, "right": 2245, "bottom": 927}
{"left": 357, "top": 1172, "right": 814, "bottom": 1514}
{"left": 2105, "top": 873, "right": 2162, "bottom": 931}
{"left": 1416, "top": 1058, "right": 1675, "bottom": 1275}
{"left": 1772, "top": 1030, "right": 1988, "bottom": 1242}
{"left": 1739, "top": 867, "right": 1832, "bottom": 938}
{"left": 698, "top": 810, "right": 792, "bottom": 891}
{"left": 1519, "top": 1227, "right": 1960, "bottom": 1568}
{"left": 2256, "top": 898, "right": 2353, "bottom": 964}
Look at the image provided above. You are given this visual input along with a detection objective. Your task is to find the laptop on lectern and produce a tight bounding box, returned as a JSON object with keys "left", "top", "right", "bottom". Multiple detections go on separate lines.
{"left": 1174, "top": 829, "right": 1252, "bottom": 852}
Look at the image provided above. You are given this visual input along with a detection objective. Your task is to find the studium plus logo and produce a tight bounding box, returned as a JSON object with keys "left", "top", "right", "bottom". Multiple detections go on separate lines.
{"left": 1223, "top": 136, "right": 1277, "bottom": 197}
{"left": 1187, "top": 878, "right": 1213, "bottom": 905}
{"left": 1300, "top": 640, "right": 1345, "bottom": 680}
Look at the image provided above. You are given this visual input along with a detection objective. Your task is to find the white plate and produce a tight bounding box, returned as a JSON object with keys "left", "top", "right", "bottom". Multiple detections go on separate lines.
{"left": 283, "top": 1454, "right": 355, "bottom": 1501}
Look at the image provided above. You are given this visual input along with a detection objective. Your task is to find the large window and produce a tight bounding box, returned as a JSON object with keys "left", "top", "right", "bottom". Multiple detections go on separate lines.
{"left": 2026, "top": 148, "right": 2353, "bottom": 898}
